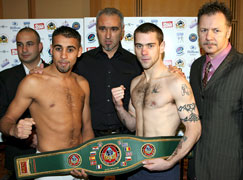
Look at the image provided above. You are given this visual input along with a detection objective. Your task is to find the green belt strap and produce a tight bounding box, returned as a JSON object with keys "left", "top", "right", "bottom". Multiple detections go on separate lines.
{"left": 15, "top": 135, "right": 182, "bottom": 179}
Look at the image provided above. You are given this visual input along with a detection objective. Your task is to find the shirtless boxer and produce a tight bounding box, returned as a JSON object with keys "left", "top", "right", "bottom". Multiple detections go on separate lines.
{"left": 0, "top": 26, "right": 94, "bottom": 179}
{"left": 111, "top": 23, "right": 201, "bottom": 180}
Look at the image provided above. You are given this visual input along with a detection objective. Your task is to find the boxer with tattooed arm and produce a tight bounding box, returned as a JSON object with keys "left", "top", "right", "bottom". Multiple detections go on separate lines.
{"left": 111, "top": 23, "right": 201, "bottom": 180}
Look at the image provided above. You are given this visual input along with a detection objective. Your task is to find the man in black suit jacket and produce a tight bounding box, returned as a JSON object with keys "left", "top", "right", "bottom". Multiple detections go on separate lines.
{"left": 0, "top": 27, "right": 48, "bottom": 180}
{"left": 188, "top": 2, "right": 243, "bottom": 180}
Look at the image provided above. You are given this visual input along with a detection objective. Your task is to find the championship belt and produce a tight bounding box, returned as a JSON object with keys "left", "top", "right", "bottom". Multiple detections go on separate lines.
{"left": 15, "top": 135, "right": 183, "bottom": 179}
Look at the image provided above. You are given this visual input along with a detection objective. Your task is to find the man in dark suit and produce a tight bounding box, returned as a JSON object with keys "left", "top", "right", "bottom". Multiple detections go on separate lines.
{"left": 0, "top": 27, "right": 48, "bottom": 180}
{"left": 188, "top": 2, "right": 243, "bottom": 180}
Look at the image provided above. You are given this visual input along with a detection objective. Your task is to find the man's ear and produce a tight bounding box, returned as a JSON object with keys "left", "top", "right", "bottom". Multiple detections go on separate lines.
{"left": 39, "top": 42, "right": 43, "bottom": 53}
{"left": 78, "top": 46, "right": 83, "bottom": 58}
{"left": 160, "top": 41, "right": 165, "bottom": 54}
{"left": 50, "top": 44, "right": 53, "bottom": 55}
{"left": 226, "top": 26, "right": 232, "bottom": 39}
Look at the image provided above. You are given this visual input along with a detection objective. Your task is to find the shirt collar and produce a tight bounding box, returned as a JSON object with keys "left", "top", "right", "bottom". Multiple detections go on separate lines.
{"left": 23, "top": 59, "right": 43, "bottom": 75}
{"left": 205, "top": 43, "right": 232, "bottom": 70}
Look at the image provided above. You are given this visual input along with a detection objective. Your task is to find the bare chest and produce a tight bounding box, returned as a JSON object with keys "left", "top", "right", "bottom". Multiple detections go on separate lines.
{"left": 132, "top": 81, "right": 172, "bottom": 109}
{"left": 35, "top": 80, "right": 85, "bottom": 111}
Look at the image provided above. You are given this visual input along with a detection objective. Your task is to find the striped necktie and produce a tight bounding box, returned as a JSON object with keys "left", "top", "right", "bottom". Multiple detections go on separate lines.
{"left": 202, "top": 61, "right": 212, "bottom": 88}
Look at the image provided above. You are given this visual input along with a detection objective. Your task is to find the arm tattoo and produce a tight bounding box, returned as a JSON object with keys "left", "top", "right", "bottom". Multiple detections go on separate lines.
{"left": 178, "top": 103, "right": 199, "bottom": 122}
{"left": 181, "top": 84, "right": 190, "bottom": 96}
{"left": 171, "top": 136, "right": 188, "bottom": 157}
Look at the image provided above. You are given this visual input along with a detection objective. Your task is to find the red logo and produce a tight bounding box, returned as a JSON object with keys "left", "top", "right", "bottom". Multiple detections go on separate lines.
{"left": 100, "top": 144, "right": 121, "bottom": 166}
{"left": 142, "top": 144, "right": 156, "bottom": 157}
{"left": 68, "top": 153, "right": 82, "bottom": 167}
{"left": 162, "top": 21, "right": 173, "bottom": 28}
{"left": 20, "top": 162, "right": 27, "bottom": 174}
{"left": 86, "top": 47, "right": 96, "bottom": 51}
{"left": 34, "top": 23, "right": 45, "bottom": 30}
{"left": 11, "top": 49, "right": 17, "bottom": 55}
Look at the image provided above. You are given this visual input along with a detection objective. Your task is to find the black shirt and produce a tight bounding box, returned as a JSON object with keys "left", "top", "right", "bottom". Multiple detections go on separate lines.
{"left": 74, "top": 44, "right": 142, "bottom": 131}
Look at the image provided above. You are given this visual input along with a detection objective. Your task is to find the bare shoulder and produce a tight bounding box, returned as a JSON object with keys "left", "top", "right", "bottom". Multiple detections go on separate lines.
{"left": 131, "top": 73, "right": 143, "bottom": 89}
{"left": 166, "top": 72, "right": 192, "bottom": 97}
{"left": 20, "top": 73, "right": 46, "bottom": 88}
{"left": 72, "top": 72, "right": 90, "bottom": 92}
{"left": 72, "top": 72, "right": 89, "bottom": 84}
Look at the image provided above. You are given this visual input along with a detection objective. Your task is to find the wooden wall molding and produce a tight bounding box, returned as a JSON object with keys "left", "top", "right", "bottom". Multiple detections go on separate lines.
{"left": 28, "top": 0, "right": 36, "bottom": 18}
{"left": 0, "top": 0, "right": 3, "bottom": 19}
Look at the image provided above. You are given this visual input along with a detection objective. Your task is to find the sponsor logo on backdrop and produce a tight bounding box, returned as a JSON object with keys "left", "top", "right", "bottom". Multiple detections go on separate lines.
{"left": 23, "top": 22, "right": 30, "bottom": 27}
{"left": 1, "top": 59, "right": 10, "bottom": 68}
{"left": 11, "top": 49, "right": 17, "bottom": 55}
{"left": 139, "top": 19, "right": 145, "bottom": 25}
{"left": 62, "top": 20, "right": 69, "bottom": 27}
{"left": 88, "top": 20, "right": 96, "bottom": 29}
{"left": 11, "top": 35, "right": 16, "bottom": 43}
{"left": 48, "top": 34, "right": 52, "bottom": 42}
{"left": 34, "top": 23, "right": 45, "bottom": 30}
{"left": 187, "top": 45, "right": 200, "bottom": 55}
{"left": 175, "top": 58, "right": 185, "bottom": 68}
{"left": 189, "top": 19, "right": 197, "bottom": 28}
{"left": 162, "top": 21, "right": 173, "bottom": 28}
{"left": 189, "top": 33, "right": 198, "bottom": 42}
{"left": 11, "top": 59, "right": 20, "bottom": 67}
{"left": 87, "top": 33, "right": 96, "bottom": 43}
{"left": 0, "top": 25, "right": 8, "bottom": 28}
{"left": 0, "top": 50, "right": 8, "bottom": 53}
{"left": 151, "top": 19, "right": 158, "bottom": 25}
{"left": 47, "top": 21, "right": 57, "bottom": 31}
{"left": 72, "top": 22, "right": 80, "bottom": 30}
{"left": 47, "top": 48, "right": 52, "bottom": 57}
{"left": 176, "top": 46, "right": 184, "bottom": 56}
{"left": 0, "top": 34, "right": 8, "bottom": 44}
{"left": 164, "top": 60, "right": 172, "bottom": 66}
{"left": 124, "top": 32, "right": 133, "bottom": 42}
{"left": 177, "top": 32, "right": 184, "bottom": 43}
{"left": 10, "top": 21, "right": 21, "bottom": 32}
{"left": 175, "top": 19, "right": 186, "bottom": 30}
{"left": 86, "top": 47, "right": 96, "bottom": 51}
{"left": 125, "top": 23, "right": 134, "bottom": 27}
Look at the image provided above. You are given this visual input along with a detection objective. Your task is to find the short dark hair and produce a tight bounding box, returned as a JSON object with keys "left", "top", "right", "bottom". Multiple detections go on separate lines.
{"left": 96, "top": 7, "right": 124, "bottom": 27}
{"left": 52, "top": 26, "right": 81, "bottom": 46}
{"left": 198, "top": 1, "right": 232, "bottom": 26}
{"left": 17, "top": 27, "right": 41, "bottom": 43}
{"left": 134, "top": 23, "right": 164, "bottom": 45}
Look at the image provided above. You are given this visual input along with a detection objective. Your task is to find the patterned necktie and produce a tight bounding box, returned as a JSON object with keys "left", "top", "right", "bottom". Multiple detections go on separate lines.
{"left": 202, "top": 61, "right": 212, "bottom": 88}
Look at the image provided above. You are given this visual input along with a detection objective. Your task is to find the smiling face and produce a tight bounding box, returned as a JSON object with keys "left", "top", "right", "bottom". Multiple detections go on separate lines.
{"left": 134, "top": 32, "right": 165, "bottom": 70}
{"left": 96, "top": 14, "right": 124, "bottom": 58}
{"left": 198, "top": 12, "right": 231, "bottom": 59}
{"left": 16, "top": 31, "right": 42, "bottom": 65}
{"left": 51, "top": 34, "right": 82, "bottom": 73}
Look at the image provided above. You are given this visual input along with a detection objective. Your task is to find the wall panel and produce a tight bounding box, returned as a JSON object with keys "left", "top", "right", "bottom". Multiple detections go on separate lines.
{"left": 2, "top": 0, "right": 28, "bottom": 19}
{"left": 35, "top": 0, "right": 90, "bottom": 18}
{"left": 90, "top": 0, "right": 136, "bottom": 17}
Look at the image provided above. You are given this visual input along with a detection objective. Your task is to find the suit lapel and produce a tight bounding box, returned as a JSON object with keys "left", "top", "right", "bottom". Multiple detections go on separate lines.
{"left": 198, "top": 56, "right": 206, "bottom": 91}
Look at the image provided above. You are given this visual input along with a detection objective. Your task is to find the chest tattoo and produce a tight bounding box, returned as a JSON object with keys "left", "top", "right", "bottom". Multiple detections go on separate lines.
{"left": 135, "top": 83, "right": 161, "bottom": 106}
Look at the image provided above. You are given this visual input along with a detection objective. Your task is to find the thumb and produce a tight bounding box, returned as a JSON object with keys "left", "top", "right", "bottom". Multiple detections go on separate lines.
{"left": 29, "top": 118, "right": 36, "bottom": 125}
{"left": 120, "top": 85, "right": 126, "bottom": 90}
{"left": 40, "top": 63, "right": 44, "bottom": 69}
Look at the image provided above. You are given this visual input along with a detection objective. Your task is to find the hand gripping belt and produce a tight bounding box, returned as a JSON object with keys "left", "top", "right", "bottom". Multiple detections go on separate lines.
{"left": 15, "top": 135, "right": 186, "bottom": 179}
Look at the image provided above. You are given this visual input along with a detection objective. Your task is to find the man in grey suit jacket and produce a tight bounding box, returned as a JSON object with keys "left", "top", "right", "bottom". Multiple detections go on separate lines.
{"left": 188, "top": 2, "right": 243, "bottom": 180}
{"left": 0, "top": 27, "right": 48, "bottom": 180}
